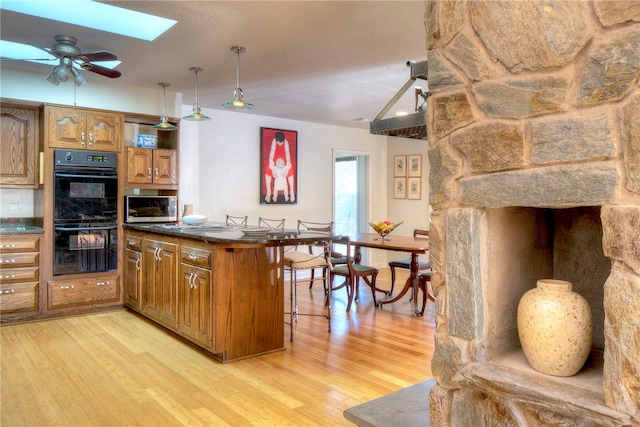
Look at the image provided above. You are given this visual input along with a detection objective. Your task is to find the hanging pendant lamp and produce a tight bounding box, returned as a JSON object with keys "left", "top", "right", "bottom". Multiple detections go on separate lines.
{"left": 183, "top": 67, "right": 211, "bottom": 121}
{"left": 153, "top": 82, "right": 178, "bottom": 131}
{"left": 222, "top": 46, "right": 254, "bottom": 111}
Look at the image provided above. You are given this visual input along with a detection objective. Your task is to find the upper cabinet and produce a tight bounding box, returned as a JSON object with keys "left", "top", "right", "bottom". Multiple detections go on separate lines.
{"left": 123, "top": 114, "right": 180, "bottom": 190}
{"left": 46, "top": 106, "right": 123, "bottom": 152}
{"left": 0, "top": 104, "right": 40, "bottom": 188}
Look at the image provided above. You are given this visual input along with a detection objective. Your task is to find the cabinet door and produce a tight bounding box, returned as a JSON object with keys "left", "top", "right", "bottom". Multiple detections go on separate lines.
{"left": 47, "top": 107, "right": 88, "bottom": 149}
{"left": 178, "top": 263, "right": 213, "bottom": 347}
{"left": 0, "top": 106, "right": 39, "bottom": 188}
{"left": 152, "top": 149, "right": 177, "bottom": 185}
{"left": 126, "top": 147, "right": 153, "bottom": 184}
{"left": 124, "top": 248, "right": 142, "bottom": 311}
{"left": 86, "top": 112, "right": 122, "bottom": 152}
{"left": 142, "top": 240, "right": 178, "bottom": 327}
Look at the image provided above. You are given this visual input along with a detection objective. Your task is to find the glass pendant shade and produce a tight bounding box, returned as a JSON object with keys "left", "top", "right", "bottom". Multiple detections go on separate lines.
{"left": 153, "top": 82, "right": 177, "bottom": 131}
{"left": 222, "top": 46, "right": 254, "bottom": 111}
{"left": 183, "top": 67, "right": 211, "bottom": 121}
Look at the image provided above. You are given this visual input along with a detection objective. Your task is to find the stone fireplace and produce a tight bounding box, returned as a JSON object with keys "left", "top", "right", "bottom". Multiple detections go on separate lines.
{"left": 424, "top": 1, "right": 639, "bottom": 426}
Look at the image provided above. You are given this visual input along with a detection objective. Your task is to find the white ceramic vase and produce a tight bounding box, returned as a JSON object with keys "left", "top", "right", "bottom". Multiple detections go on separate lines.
{"left": 517, "top": 279, "right": 593, "bottom": 376}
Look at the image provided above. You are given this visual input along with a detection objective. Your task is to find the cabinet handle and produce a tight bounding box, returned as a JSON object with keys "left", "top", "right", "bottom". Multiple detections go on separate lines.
{"left": 81, "top": 132, "right": 85, "bottom": 144}
{"left": 60, "top": 285, "right": 74, "bottom": 290}
{"left": 128, "top": 240, "right": 136, "bottom": 246}
{"left": 154, "top": 247, "right": 162, "bottom": 261}
{"left": 188, "top": 254, "right": 197, "bottom": 261}
{"left": 1, "top": 289, "right": 15, "bottom": 295}
{"left": 189, "top": 272, "right": 198, "bottom": 289}
{"left": 88, "top": 133, "right": 93, "bottom": 146}
{"left": 154, "top": 168, "right": 159, "bottom": 178}
{"left": 2, "top": 274, "right": 15, "bottom": 279}
{"left": 147, "top": 168, "right": 152, "bottom": 179}
{"left": 1, "top": 259, "right": 16, "bottom": 264}
{"left": 135, "top": 258, "right": 141, "bottom": 271}
{"left": 1, "top": 243, "right": 15, "bottom": 249}
{"left": 96, "top": 281, "right": 110, "bottom": 286}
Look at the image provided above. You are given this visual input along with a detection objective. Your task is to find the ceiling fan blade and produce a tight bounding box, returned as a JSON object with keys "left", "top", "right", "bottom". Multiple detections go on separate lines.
{"left": 81, "top": 62, "right": 121, "bottom": 78}
{"left": 80, "top": 51, "right": 118, "bottom": 62}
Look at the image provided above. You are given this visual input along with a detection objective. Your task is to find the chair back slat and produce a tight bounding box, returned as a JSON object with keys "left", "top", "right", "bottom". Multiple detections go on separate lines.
{"left": 226, "top": 215, "right": 248, "bottom": 226}
{"left": 258, "top": 217, "right": 285, "bottom": 230}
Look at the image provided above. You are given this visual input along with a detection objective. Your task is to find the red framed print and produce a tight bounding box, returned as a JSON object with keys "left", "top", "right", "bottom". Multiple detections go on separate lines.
{"left": 260, "top": 127, "right": 298, "bottom": 204}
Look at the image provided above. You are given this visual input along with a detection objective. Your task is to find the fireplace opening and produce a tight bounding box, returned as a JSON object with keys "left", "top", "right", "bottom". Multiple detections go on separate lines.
{"left": 485, "top": 205, "right": 608, "bottom": 359}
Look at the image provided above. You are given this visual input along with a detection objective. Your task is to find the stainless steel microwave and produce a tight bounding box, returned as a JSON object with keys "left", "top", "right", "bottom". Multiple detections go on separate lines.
{"left": 124, "top": 196, "right": 178, "bottom": 223}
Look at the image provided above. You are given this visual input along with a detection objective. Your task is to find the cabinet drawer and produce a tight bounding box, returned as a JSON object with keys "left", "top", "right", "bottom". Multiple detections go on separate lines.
{"left": 0, "top": 282, "right": 38, "bottom": 313}
{"left": 0, "top": 252, "right": 39, "bottom": 268}
{"left": 48, "top": 276, "right": 119, "bottom": 309}
{"left": 181, "top": 246, "right": 212, "bottom": 269}
{"left": 0, "top": 235, "right": 39, "bottom": 253}
{"left": 0, "top": 266, "right": 39, "bottom": 284}
{"left": 125, "top": 235, "right": 142, "bottom": 251}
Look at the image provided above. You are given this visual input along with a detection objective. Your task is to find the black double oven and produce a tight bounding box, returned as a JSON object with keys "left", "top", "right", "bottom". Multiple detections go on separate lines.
{"left": 53, "top": 150, "right": 118, "bottom": 276}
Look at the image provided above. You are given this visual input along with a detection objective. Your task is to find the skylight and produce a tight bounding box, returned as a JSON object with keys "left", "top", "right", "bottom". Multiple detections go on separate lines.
{"left": 0, "top": 0, "right": 176, "bottom": 41}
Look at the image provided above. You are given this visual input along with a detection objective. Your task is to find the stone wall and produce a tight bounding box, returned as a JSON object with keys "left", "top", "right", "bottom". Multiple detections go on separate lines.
{"left": 424, "top": 1, "right": 640, "bottom": 425}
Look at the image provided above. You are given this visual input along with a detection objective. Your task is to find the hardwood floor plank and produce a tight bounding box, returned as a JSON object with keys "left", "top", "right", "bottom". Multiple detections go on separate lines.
{"left": 1, "top": 269, "right": 434, "bottom": 426}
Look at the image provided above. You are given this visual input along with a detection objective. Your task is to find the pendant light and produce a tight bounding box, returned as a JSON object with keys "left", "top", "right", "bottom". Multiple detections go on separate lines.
{"left": 183, "top": 67, "right": 211, "bottom": 121}
{"left": 222, "top": 46, "right": 254, "bottom": 111}
{"left": 153, "top": 82, "right": 177, "bottom": 131}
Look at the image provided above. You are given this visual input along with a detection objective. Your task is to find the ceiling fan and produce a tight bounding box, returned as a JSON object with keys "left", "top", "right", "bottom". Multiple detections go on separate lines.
{"left": 4, "top": 34, "right": 121, "bottom": 86}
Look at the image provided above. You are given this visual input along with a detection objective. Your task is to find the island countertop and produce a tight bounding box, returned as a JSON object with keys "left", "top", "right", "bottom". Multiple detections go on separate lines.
{"left": 123, "top": 222, "right": 334, "bottom": 245}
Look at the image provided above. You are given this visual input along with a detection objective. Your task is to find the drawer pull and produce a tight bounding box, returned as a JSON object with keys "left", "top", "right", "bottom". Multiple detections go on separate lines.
{"left": 96, "top": 281, "right": 110, "bottom": 286}
{"left": 1, "top": 289, "right": 15, "bottom": 295}
{"left": 1, "top": 244, "right": 15, "bottom": 249}
{"left": 60, "top": 285, "right": 74, "bottom": 290}
{"left": 188, "top": 254, "right": 197, "bottom": 261}
{"left": 2, "top": 259, "right": 16, "bottom": 264}
{"left": 2, "top": 274, "right": 15, "bottom": 279}
{"left": 128, "top": 240, "right": 136, "bottom": 246}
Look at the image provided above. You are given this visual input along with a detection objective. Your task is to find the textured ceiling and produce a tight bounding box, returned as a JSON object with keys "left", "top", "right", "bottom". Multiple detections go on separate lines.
{"left": 0, "top": 1, "right": 428, "bottom": 129}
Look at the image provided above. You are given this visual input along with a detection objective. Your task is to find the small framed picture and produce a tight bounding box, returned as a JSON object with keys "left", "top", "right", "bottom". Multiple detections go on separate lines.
{"left": 408, "top": 154, "right": 422, "bottom": 177}
{"left": 394, "top": 177, "right": 406, "bottom": 199}
{"left": 407, "top": 177, "right": 421, "bottom": 200}
{"left": 394, "top": 155, "right": 407, "bottom": 177}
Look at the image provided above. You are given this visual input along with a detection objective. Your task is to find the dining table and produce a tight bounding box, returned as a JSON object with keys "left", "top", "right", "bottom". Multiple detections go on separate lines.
{"left": 348, "top": 232, "right": 430, "bottom": 316}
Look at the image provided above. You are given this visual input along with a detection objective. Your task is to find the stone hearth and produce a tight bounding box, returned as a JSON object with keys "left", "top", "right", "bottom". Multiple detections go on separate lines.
{"left": 424, "top": 1, "right": 639, "bottom": 426}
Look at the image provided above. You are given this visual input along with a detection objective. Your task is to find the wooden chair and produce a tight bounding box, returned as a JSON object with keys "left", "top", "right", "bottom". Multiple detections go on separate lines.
{"left": 297, "top": 220, "right": 348, "bottom": 289}
{"left": 388, "top": 229, "right": 430, "bottom": 295}
{"left": 283, "top": 221, "right": 332, "bottom": 341}
{"left": 417, "top": 270, "right": 436, "bottom": 317}
{"left": 226, "top": 215, "right": 248, "bottom": 227}
{"left": 330, "top": 235, "right": 384, "bottom": 312}
{"left": 258, "top": 217, "right": 285, "bottom": 230}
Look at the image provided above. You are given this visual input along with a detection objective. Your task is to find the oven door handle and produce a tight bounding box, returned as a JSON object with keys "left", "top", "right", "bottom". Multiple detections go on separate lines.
{"left": 54, "top": 173, "right": 118, "bottom": 179}
{"left": 54, "top": 225, "right": 118, "bottom": 231}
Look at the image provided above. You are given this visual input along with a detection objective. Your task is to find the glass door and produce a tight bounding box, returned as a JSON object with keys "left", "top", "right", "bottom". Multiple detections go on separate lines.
{"left": 333, "top": 152, "right": 369, "bottom": 236}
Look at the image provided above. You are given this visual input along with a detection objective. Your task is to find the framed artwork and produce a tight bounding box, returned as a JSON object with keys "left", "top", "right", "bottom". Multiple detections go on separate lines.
{"left": 260, "top": 127, "right": 298, "bottom": 204}
{"left": 394, "top": 155, "right": 407, "bottom": 177}
{"left": 408, "top": 177, "right": 421, "bottom": 200}
{"left": 393, "top": 177, "right": 406, "bottom": 199}
{"left": 408, "top": 154, "right": 422, "bottom": 177}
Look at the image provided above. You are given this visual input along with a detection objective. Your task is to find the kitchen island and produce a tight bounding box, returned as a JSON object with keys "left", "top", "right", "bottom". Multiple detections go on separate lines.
{"left": 123, "top": 223, "right": 331, "bottom": 362}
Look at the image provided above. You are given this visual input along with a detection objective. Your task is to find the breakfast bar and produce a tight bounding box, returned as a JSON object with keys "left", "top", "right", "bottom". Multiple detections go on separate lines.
{"left": 123, "top": 223, "right": 332, "bottom": 362}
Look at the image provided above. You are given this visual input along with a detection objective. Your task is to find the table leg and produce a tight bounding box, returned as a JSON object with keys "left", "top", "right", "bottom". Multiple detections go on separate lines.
{"left": 378, "top": 253, "right": 421, "bottom": 316}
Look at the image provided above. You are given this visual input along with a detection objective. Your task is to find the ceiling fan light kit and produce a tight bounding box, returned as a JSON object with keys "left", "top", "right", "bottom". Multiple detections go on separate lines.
{"left": 183, "top": 66, "right": 211, "bottom": 121}
{"left": 222, "top": 46, "right": 254, "bottom": 111}
{"left": 153, "top": 82, "right": 178, "bottom": 131}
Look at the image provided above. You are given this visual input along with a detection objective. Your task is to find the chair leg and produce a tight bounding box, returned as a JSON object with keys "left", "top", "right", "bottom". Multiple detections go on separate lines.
{"left": 389, "top": 266, "right": 396, "bottom": 295}
{"left": 345, "top": 278, "right": 356, "bottom": 312}
{"left": 309, "top": 268, "right": 315, "bottom": 289}
{"left": 323, "top": 267, "right": 331, "bottom": 332}
{"left": 289, "top": 268, "right": 295, "bottom": 341}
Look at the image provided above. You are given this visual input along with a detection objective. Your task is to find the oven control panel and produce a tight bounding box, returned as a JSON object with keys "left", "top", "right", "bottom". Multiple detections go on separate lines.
{"left": 54, "top": 149, "right": 118, "bottom": 169}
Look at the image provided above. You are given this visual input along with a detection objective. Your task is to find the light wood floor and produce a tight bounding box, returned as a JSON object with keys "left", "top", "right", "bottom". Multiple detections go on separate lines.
{"left": 1, "top": 269, "right": 435, "bottom": 426}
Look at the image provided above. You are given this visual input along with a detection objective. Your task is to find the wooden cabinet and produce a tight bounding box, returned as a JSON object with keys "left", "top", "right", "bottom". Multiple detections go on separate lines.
{"left": 47, "top": 275, "right": 119, "bottom": 310}
{"left": 0, "top": 105, "right": 40, "bottom": 188}
{"left": 0, "top": 234, "right": 40, "bottom": 314}
{"left": 123, "top": 234, "right": 143, "bottom": 311}
{"left": 178, "top": 245, "right": 213, "bottom": 347}
{"left": 142, "top": 237, "right": 178, "bottom": 327}
{"left": 46, "top": 106, "right": 122, "bottom": 152}
{"left": 126, "top": 147, "right": 177, "bottom": 187}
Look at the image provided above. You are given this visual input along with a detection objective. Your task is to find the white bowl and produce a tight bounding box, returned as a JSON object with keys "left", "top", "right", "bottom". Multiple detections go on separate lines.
{"left": 182, "top": 214, "right": 208, "bottom": 225}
